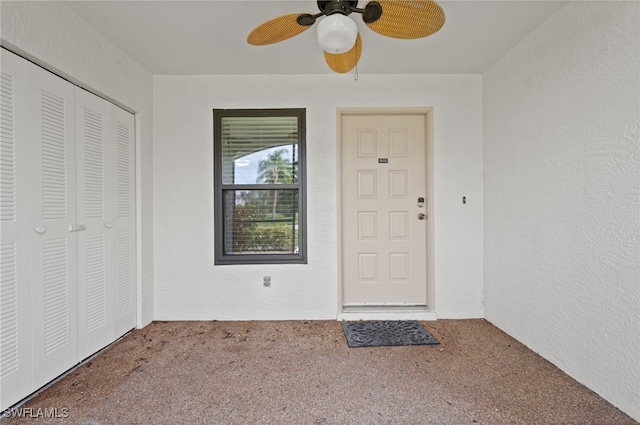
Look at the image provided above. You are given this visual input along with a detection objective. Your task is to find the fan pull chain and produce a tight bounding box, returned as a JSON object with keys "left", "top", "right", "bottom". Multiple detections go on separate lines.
{"left": 354, "top": 39, "right": 359, "bottom": 81}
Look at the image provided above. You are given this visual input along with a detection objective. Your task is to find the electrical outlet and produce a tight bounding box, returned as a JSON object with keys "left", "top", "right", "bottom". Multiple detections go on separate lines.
{"left": 263, "top": 276, "right": 271, "bottom": 287}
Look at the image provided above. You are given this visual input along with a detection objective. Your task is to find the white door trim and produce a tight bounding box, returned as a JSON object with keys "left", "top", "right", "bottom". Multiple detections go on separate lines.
{"left": 336, "top": 108, "right": 436, "bottom": 320}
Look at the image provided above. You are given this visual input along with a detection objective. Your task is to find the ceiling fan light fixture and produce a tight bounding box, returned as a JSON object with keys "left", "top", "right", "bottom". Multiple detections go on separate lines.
{"left": 316, "top": 14, "right": 358, "bottom": 54}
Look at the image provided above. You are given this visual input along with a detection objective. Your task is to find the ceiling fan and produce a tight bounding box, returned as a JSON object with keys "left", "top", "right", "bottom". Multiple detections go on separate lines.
{"left": 247, "top": 0, "right": 446, "bottom": 73}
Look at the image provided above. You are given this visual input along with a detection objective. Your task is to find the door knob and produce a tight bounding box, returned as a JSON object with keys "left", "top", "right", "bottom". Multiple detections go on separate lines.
{"left": 417, "top": 213, "right": 426, "bottom": 220}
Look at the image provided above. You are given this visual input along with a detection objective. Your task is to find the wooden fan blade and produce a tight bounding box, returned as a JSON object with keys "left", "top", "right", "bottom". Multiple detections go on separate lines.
{"left": 324, "top": 33, "right": 362, "bottom": 73}
{"left": 365, "top": 0, "right": 445, "bottom": 39}
{"left": 324, "top": 34, "right": 362, "bottom": 74}
{"left": 247, "top": 13, "right": 311, "bottom": 46}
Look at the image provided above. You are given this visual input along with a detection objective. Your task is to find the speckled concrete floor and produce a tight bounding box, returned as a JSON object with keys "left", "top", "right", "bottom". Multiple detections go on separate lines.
{"left": 3, "top": 319, "right": 634, "bottom": 425}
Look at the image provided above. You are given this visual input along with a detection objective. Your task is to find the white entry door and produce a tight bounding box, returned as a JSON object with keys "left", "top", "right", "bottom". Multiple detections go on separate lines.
{"left": 341, "top": 114, "right": 427, "bottom": 306}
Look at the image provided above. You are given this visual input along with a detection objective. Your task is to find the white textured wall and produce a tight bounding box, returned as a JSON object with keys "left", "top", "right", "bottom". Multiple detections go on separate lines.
{"left": 1, "top": 1, "right": 155, "bottom": 327}
{"left": 483, "top": 2, "right": 640, "bottom": 420}
{"left": 153, "top": 75, "right": 483, "bottom": 320}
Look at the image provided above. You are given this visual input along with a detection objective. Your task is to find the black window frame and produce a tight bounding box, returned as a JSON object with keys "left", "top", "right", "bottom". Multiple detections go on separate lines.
{"left": 213, "top": 108, "right": 307, "bottom": 265}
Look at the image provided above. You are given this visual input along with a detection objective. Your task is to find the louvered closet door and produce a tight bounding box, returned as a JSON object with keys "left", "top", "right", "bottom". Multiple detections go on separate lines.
{"left": 28, "top": 63, "right": 79, "bottom": 389}
{"left": 0, "top": 49, "right": 32, "bottom": 409}
{"left": 111, "top": 106, "right": 136, "bottom": 337}
{"left": 75, "top": 89, "right": 115, "bottom": 360}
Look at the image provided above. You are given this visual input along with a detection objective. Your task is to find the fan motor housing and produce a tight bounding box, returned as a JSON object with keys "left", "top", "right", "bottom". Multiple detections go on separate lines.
{"left": 318, "top": 0, "right": 359, "bottom": 15}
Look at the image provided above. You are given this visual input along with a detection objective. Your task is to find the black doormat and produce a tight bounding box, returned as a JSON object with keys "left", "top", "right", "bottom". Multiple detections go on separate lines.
{"left": 341, "top": 320, "right": 439, "bottom": 348}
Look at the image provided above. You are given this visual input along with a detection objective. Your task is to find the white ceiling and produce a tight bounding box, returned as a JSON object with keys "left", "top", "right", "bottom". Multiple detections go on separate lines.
{"left": 64, "top": 0, "right": 567, "bottom": 75}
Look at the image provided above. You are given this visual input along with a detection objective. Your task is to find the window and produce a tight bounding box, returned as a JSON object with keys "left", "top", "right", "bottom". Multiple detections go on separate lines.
{"left": 213, "top": 109, "right": 306, "bottom": 265}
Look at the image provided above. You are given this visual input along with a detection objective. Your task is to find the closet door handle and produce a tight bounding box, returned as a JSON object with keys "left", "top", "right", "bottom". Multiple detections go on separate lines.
{"left": 35, "top": 226, "right": 46, "bottom": 234}
{"left": 69, "top": 224, "right": 86, "bottom": 232}
{"left": 105, "top": 223, "right": 113, "bottom": 229}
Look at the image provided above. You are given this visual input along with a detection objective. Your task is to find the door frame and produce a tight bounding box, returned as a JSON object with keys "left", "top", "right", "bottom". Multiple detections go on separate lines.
{"left": 336, "top": 108, "right": 435, "bottom": 319}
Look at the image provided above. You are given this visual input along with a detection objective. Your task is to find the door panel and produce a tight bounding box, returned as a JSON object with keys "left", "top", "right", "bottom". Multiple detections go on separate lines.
{"left": 342, "top": 114, "right": 427, "bottom": 306}
{"left": 75, "top": 88, "right": 115, "bottom": 360}
{"left": 28, "top": 61, "right": 79, "bottom": 388}
{"left": 0, "top": 48, "right": 32, "bottom": 409}
{"left": 112, "top": 107, "right": 136, "bottom": 337}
